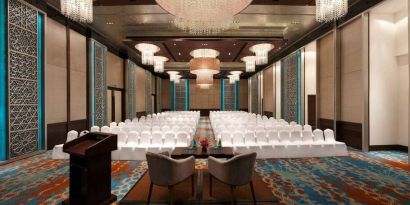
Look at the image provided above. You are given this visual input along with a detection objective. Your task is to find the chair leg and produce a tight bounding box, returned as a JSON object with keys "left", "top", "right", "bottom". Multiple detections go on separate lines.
{"left": 230, "top": 185, "right": 236, "bottom": 205}
{"left": 147, "top": 182, "right": 153, "bottom": 205}
{"left": 209, "top": 175, "right": 213, "bottom": 197}
{"left": 250, "top": 181, "right": 256, "bottom": 205}
{"left": 191, "top": 174, "right": 195, "bottom": 196}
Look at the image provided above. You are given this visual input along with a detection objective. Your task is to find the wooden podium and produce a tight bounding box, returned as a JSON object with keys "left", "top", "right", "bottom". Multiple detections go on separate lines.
{"left": 63, "top": 132, "right": 117, "bottom": 205}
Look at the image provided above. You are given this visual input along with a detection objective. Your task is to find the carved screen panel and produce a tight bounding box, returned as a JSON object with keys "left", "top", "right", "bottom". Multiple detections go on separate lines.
{"left": 7, "top": 0, "right": 44, "bottom": 158}
{"left": 175, "top": 79, "right": 187, "bottom": 111}
{"left": 281, "top": 50, "right": 302, "bottom": 123}
{"left": 126, "top": 60, "right": 136, "bottom": 119}
{"left": 89, "top": 39, "right": 107, "bottom": 127}
{"left": 223, "top": 79, "right": 235, "bottom": 111}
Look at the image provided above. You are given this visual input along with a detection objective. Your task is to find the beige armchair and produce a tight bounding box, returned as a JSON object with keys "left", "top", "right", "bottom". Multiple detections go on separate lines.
{"left": 145, "top": 152, "right": 195, "bottom": 205}
{"left": 208, "top": 152, "right": 257, "bottom": 205}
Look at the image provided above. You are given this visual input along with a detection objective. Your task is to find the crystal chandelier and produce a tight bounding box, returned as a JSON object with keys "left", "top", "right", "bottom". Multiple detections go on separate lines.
{"left": 155, "top": 0, "right": 252, "bottom": 35}
{"left": 153, "top": 56, "right": 168, "bottom": 73}
{"left": 61, "top": 0, "right": 93, "bottom": 23}
{"left": 241, "top": 56, "right": 256, "bottom": 72}
{"left": 197, "top": 75, "right": 213, "bottom": 89}
{"left": 249, "top": 43, "right": 274, "bottom": 65}
{"left": 316, "top": 0, "right": 348, "bottom": 22}
{"left": 190, "top": 57, "right": 220, "bottom": 88}
{"left": 135, "top": 43, "right": 160, "bottom": 65}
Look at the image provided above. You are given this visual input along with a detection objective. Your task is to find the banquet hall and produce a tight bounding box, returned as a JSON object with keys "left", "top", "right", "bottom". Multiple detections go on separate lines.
{"left": 0, "top": 0, "right": 409, "bottom": 204}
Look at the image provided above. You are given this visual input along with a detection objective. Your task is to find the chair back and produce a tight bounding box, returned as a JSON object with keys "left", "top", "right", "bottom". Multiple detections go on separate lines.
{"left": 176, "top": 132, "right": 189, "bottom": 144}
{"left": 79, "top": 130, "right": 89, "bottom": 137}
{"left": 290, "top": 131, "right": 301, "bottom": 142}
{"left": 101, "top": 126, "right": 110, "bottom": 133}
{"left": 302, "top": 130, "right": 313, "bottom": 142}
{"left": 140, "top": 131, "right": 151, "bottom": 144}
{"left": 324, "top": 129, "right": 335, "bottom": 142}
{"left": 279, "top": 131, "right": 290, "bottom": 143}
{"left": 232, "top": 132, "right": 244, "bottom": 145}
{"left": 244, "top": 132, "right": 255, "bottom": 144}
{"left": 110, "top": 122, "right": 117, "bottom": 127}
{"left": 117, "top": 131, "right": 128, "bottom": 146}
{"left": 313, "top": 129, "right": 324, "bottom": 142}
{"left": 66, "top": 130, "right": 78, "bottom": 143}
{"left": 128, "top": 131, "right": 139, "bottom": 144}
{"left": 164, "top": 132, "right": 175, "bottom": 145}
{"left": 220, "top": 152, "right": 257, "bottom": 186}
{"left": 90, "top": 126, "right": 100, "bottom": 132}
{"left": 303, "top": 125, "right": 312, "bottom": 131}
{"left": 151, "top": 132, "right": 163, "bottom": 145}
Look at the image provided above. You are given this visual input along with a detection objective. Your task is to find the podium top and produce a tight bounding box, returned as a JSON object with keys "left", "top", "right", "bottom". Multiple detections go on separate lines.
{"left": 63, "top": 132, "right": 117, "bottom": 157}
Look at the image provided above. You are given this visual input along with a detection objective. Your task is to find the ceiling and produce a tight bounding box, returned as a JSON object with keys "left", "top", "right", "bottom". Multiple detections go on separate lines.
{"left": 47, "top": 0, "right": 327, "bottom": 77}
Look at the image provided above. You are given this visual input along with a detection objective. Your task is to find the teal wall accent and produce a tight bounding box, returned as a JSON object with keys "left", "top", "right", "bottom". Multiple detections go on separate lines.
{"left": 37, "top": 13, "right": 45, "bottom": 150}
{"left": 171, "top": 81, "right": 175, "bottom": 111}
{"left": 185, "top": 79, "right": 189, "bottom": 111}
{"left": 0, "top": 0, "right": 6, "bottom": 160}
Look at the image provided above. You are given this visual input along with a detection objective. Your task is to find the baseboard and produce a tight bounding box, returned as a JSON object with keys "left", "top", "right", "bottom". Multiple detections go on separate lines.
{"left": 263, "top": 111, "right": 273, "bottom": 118}
{"left": 369, "top": 145, "right": 408, "bottom": 152}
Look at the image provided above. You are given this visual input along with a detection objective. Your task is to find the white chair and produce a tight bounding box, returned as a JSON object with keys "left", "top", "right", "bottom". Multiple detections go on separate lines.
{"left": 163, "top": 132, "right": 176, "bottom": 152}
{"left": 118, "top": 122, "right": 125, "bottom": 127}
{"left": 101, "top": 126, "right": 110, "bottom": 133}
{"left": 256, "top": 131, "right": 268, "bottom": 145}
{"left": 290, "top": 131, "right": 302, "bottom": 143}
{"left": 111, "top": 126, "right": 121, "bottom": 134}
{"left": 148, "top": 132, "right": 163, "bottom": 153}
{"left": 302, "top": 130, "right": 313, "bottom": 143}
{"left": 221, "top": 132, "right": 233, "bottom": 147}
{"left": 90, "top": 126, "right": 100, "bottom": 133}
{"left": 52, "top": 130, "right": 78, "bottom": 159}
{"left": 244, "top": 131, "right": 257, "bottom": 146}
{"left": 289, "top": 121, "right": 297, "bottom": 126}
{"left": 322, "top": 129, "right": 348, "bottom": 156}
{"left": 284, "top": 125, "right": 293, "bottom": 132}
{"left": 134, "top": 131, "right": 151, "bottom": 160}
{"left": 79, "top": 130, "right": 89, "bottom": 137}
{"left": 303, "top": 125, "right": 312, "bottom": 132}
{"left": 313, "top": 129, "right": 324, "bottom": 142}
{"left": 112, "top": 131, "right": 127, "bottom": 160}
{"left": 267, "top": 131, "right": 280, "bottom": 144}
{"left": 293, "top": 125, "right": 303, "bottom": 132}
{"left": 161, "top": 125, "right": 171, "bottom": 133}
{"left": 324, "top": 129, "right": 335, "bottom": 142}
{"left": 124, "top": 119, "right": 131, "bottom": 124}
{"left": 139, "top": 131, "right": 151, "bottom": 145}
{"left": 176, "top": 132, "right": 190, "bottom": 147}
{"left": 232, "top": 132, "right": 245, "bottom": 147}
{"left": 110, "top": 122, "right": 117, "bottom": 127}
{"left": 279, "top": 131, "right": 290, "bottom": 144}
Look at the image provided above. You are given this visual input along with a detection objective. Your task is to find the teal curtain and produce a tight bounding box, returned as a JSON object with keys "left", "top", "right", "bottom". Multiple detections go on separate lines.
{"left": 37, "top": 13, "right": 45, "bottom": 150}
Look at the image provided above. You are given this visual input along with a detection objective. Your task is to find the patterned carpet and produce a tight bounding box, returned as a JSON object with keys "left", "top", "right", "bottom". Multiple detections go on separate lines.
{"left": 0, "top": 117, "right": 409, "bottom": 205}
{"left": 0, "top": 152, "right": 148, "bottom": 204}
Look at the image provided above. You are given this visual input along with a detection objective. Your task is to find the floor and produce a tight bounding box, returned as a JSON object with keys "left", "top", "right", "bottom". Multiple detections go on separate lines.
{"left": 0, "top": 117, "right": 409, "bottom": 205}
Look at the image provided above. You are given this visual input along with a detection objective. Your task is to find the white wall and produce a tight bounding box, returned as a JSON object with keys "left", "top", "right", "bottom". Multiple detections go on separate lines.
{"left": 274, "top": 61, "right": 281, "bottom": 119}
{"left": 304, "top": 41, "right": 317, "bottom": 124}
{"left": 369, "top": 1, "right": 409, "bottom": 146}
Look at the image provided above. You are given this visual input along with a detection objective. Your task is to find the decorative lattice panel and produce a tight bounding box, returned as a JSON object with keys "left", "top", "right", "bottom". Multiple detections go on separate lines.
{"left": 281, "top": 51, "right": 301, "bottom": 123}
{"left": 145, "top": 71, "right": 152, "bottom": 114}
{"left": 223, "top": 80, "right": 235, "bottom": 111}
{"left": 89, "top": 39, "right": 107, "bottom": 127}
{"left": 7, "top": 0, "right": 41, "bottom": 158}
{"left": 175, "top": 79, "right": 187, "bottom": 111}
{"left": 156, "top": 77, "right": 161, "bottom": 112}
{"left": 250, "top": 74, "right": 259, "bottom": 114}
{"left": 126, "top": 60, "right": 136, "bottom": 119}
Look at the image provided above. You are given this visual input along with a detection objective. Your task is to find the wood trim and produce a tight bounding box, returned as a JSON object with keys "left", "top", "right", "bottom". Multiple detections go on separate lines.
{"left": 336, "top": 121, "right": 362, "bottom": 150}
{"left": 111, "top": 90, "right": 115, "bottom": 122}
{"left": 190, "top": 109, "right": 221, "bottom": 116}
{"left": 136, "top": 112, "right": 146, "bottom": 118}
{"left": 369, "top": 145, "right": 408, "bottom": 152}
{"left": 263, "top": 111, "right": 273, "bottom": 118}
{"left": 107, "top": 86, "right": 125, "bottom": 91}
{"left": 46, "top": 119, "right": 87, "bottom": 150}
{"left": 318, "top": 118, "right": 334, "bottom": 130}
{"left": 66, "top": 22, "right": 71, "bottom": 132}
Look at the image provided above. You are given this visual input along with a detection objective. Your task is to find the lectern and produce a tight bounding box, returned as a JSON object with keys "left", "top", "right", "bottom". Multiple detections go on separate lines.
{"left": 63, "top": 132, "right": 117, "bottom": 205}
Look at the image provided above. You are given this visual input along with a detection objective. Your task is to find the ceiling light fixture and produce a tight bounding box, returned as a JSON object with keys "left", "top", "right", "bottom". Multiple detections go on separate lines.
{"left": 174, "top": 75, "right": 182, "bottom": 84}
{"left": 228, "top": 74, "right": 236, "bottom": 84}
{"left": 167, "top": 71, "right": 179, "bottom": 82}
{"left": 135, "top": 43, "right": 160, "bottom": 65}
{"left": 61, "top": 0, "right": 93, "bottom": 23}
{"left": 249, "top": 43, "right": 274, "bottom": 65}
{"left": 241, "top": 56, "right": 256, "bottom": 72}
{"left": 155, "top": 0, "right": 252, "bottom": 35}
{"left": 230, "top": 71, "right": 242, "bottom": 81}
{"left": 316, "top": 0, "right": 348, "bottom": 23}
{"left": 153, "top": 56, "right": 168, "bottom": 73}
{"left": 190, "top": 49, "right": 220, "bottom": 58}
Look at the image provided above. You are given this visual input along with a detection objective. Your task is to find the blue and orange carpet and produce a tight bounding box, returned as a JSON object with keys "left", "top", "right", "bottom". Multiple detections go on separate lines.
{"left": 0, "top": 117, "right": 409, "bottom": 204}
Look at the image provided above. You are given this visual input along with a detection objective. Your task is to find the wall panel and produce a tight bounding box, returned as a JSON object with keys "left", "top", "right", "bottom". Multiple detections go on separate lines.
{"left": 189, "top": 80, "right": 221, "bottom": 109}
{"left": 239, "top": 79, "right": 248, "bottom": 110}
{"left": 263, "top": 66, "right": 274, "bottom": 115}
{"left": 136, "top": 66, "right": 146, "bottom": 113}
{"left": 161, "top": 79, "right": 171, "bottom": 110}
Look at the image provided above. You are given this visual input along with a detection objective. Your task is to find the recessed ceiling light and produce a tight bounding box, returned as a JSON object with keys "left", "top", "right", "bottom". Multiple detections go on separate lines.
{"left": 178, "top": 52, "right": 181, "bottom": 55}
{"left": 173, "top": 43, "right": 176, "bottom": 46}
{"left": 106, "top": 22, "right": 114, "bottom": 25}
{"left": 233, "top": 43, "right": 236, "bottom": 46}
{"left": 201, "top": 43, "right": 208, "bottom": 46}
{"left": 228, "top": 52, "right": 231, "bottom": 55}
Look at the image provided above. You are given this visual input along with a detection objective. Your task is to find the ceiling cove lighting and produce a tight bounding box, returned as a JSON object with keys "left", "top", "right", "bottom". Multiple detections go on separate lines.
{"left": 135, "top": 43, "right": 160, "bottom": 65}
{"left": 316, "top": 0, "right": 348, "bottom": 23}
{"left": 153, "top": 56, "right": 168, "bottom": 73}
{"left": 249, "top": 43, "right": 274, "bottom": 65}
{"left": 167, "top": 71, "right": 179, "bottom": 82}
{"left": 155, "top": 0, "right": 252, "bottom": 35}
{"left": 61, "top": 0, "right": 93, "bottom": 23}
{"left": 241, "top": 56, "right": 256, "bottom": 72}
{"left": 190, "top": 49, "right": 220, "bottom": 58}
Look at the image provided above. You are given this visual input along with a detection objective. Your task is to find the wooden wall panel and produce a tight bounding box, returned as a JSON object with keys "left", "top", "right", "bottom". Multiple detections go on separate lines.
{"left": 46, "top": 18, "right": 67, "bottom": 124}
{"left": 263, "top": 66, "right": 274, "bottom": 113}
{"left": 161, "top": 80, "right": 171, "bottom": 109}
{"left": 189, "top": 80, "right": 221, "bottom": 109}
{"left": 69, "top": 29, "right": 87, "bottom": 121}
{"left": 318, "top": 32, "right": 335, "bottom": 125}
{"left": 107, "top": 52, "right": 124, "bottom": 89}
{"left": 239, "top": 79, "right": 248, "bottom": 110}
{"left": 136, "top": 66, "right": 146, "bottom": 112}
